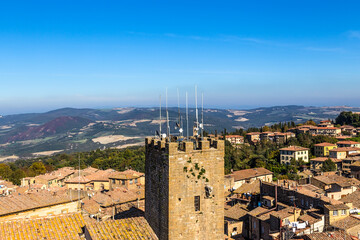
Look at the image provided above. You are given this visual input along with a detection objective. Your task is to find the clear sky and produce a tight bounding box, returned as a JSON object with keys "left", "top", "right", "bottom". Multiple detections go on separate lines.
{"left": 1, "top": 1, "right": 360, "bottom": 115}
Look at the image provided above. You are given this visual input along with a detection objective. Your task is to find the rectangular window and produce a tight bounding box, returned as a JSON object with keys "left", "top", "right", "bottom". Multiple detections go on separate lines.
{"left": 135, "top": 179, "right": 138, "bottom": 183}
{"left": 333, "top": 210, "right": 338, "bottom": 216}
{"left": 341, "top": 210, "right": 346, "bottom": 215}
{"left": 194, "top": 196, "right": 200, "bottom": 211}
{"left": 129, "top": 179, "right": 133, "bottom": 184}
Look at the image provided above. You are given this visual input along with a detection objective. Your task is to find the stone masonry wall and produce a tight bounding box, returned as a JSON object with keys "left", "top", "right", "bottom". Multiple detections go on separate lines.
{"left": 145, "top": 137, "right": 225, "bottom": 240}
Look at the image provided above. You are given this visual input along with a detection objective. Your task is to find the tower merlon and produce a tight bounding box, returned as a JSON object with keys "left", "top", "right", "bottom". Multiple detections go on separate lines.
{"left": 145, "top": 137, "right": 224, "bottom": 154}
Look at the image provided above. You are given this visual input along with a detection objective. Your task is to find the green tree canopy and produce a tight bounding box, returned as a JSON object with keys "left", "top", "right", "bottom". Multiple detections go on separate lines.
{"left": 321, "top": 159, "right": 337, "bottom": 172}
{"left": 28, "top": 162, "right": 46, "bottom": 176}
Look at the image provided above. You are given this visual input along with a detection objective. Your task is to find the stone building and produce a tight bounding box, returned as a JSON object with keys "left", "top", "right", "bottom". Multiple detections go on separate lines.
{"left": 109, "top": 169, "right": 144, "bottom": 191}
{"left": 225, "top": 135, "right": 244, "bottom": 146}
{"left": 226, "top": 168, "right": 273, "bottom": 190}
{"left": 246, "top": 132, "right": 260, "bottom": 143}
{"left": 145, "top": 137, "right": 224, "bottom": 240}
{"left": 337, "top": 140, "right": 360, "bottom": 148}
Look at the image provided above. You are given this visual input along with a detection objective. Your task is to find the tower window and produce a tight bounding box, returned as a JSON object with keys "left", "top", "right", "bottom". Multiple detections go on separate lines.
{"left": 194, "top": 196, "right": 200, "bottom": 211}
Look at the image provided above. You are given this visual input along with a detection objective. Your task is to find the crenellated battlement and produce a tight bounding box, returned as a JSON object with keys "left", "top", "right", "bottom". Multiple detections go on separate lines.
{"left": 145, "top": 137, "right": 224, "bottom": 154}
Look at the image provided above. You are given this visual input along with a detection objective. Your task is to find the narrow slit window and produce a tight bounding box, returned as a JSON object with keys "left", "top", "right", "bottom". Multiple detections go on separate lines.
{"left": 194, "top": 196, "right": 200, "bottom": 211}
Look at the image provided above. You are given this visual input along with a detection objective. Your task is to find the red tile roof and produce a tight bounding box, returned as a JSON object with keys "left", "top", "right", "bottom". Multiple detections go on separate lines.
{"left": 329, "top": 147, "right": 360, "bottom": 152}
{"left": 314, "top": 142, "right": 337, "bottom": 147}
{"left": 280, "top": 146, "right": 309, "bottom": 151}
{"left": 246, "top": 132, "right": 261, "bottom": 135}
{"left": 310, "top": 157, "right": 341, "bottom": 163}
{"left": 228, "top": 168, "right": 273, "bottom": 182}
{"left": 65, "top": 175, "right": 91, "bottom": 184}
{"left": 225, "top": 135, "right": 244, "bottom": 138}
{"left": 337, "top": 141, "right": 360, "bottom": 145}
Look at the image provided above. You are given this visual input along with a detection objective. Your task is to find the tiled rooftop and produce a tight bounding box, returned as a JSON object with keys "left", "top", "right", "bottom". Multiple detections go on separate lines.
{"left": 0, "top": 213, "right": 158, "bottom": 240}
{"left": 313, "top": 175, "right": 360, "bottom": 187}
{"left": 0, "top": 191, "right": 74, "bottom": 216}
{"left": 304, "top": 231, "right": 353, "bottom": 240}
{"left": 224, "top": 204, "right": 248, "bottom": 220}
{"left": 86, "top": 169, "right": 116, "bottom": 181}
{"left": 329, "top": 147, "right": 360, "bottom": 152}
{"left": 0, "top": 213, "right": 85, "bottom": 240}
{"left": 228, "top": 168, "right": 273, "bottom": 182}
{"left": 85, "top": 216, "right": 158, "bottom": 239}
{"left": 340, "top": 190, "right": 360, "bottom": 208}
{"left": 314, "top": 142, "right": 337, "bottom": 147}
{"left": 330, "top": 216, "right": 360, "bottom": 230}
{"left": 65, "top": 176, "right": 91, "bottom": 184}
{"left": 280, "top": 146, "right": 309, "bottom": 151}
{"left": 109, "top": 169, "right": 144, "bottom": 180}
{"left": 310, "top": 157, "right": 341, "bottom": 163}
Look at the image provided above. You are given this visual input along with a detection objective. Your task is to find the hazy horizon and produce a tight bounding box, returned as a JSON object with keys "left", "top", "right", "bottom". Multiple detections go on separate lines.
{"left": 1, "top": 103, "right": 359, "bottom": 116}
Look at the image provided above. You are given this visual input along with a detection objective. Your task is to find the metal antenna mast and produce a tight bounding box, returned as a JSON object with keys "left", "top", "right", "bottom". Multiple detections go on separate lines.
{"left": 201, "top": 92, "right": 204, "bottom": 138}
{"left": 186, "top": 91, "right": 189, "bottom": 140}
{"left": 177, "top": 88, "right": 183, "bottom": 136}
{"left": 166, "top": 88, "right": 170, "bottom": 139}
{"left": 159, "top": 95, "right": 162, "bottom": 138}
{"left": 195, "top": 85, "right": 199, "bottom": 136}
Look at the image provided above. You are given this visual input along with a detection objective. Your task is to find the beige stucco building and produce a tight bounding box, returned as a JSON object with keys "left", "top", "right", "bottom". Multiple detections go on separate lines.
{"left": 280, "top": 146, "right": 309, "bottom": 164}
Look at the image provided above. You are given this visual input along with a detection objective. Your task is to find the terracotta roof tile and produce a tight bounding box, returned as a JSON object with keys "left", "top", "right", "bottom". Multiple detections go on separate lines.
{"left": 280, "top": 146, "right": 309, "bottom": 151}
{"left": 225, "top": 204, "right": 249, "bottom": 220}
{"left": 228, "top": 168, "right": 273, "bottom": 182}
{"left": 329, "top": 147, "right": 360, "bottom": 152}
{"left": 314, "top": 142, "right": 337, "bottom": 147}
{"left": 0, "top": 213, "right": 158, "bottom": 239}
{"left": 0, "top": 190, "right": 75, "bottom": 216}
{"left": 310, "top": 157, "right": 341, "bottom": 163}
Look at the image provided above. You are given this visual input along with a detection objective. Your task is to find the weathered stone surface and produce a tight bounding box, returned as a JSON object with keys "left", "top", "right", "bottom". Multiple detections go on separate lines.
{"left": 145, "top": 137, "right": 225, "bottom": 240}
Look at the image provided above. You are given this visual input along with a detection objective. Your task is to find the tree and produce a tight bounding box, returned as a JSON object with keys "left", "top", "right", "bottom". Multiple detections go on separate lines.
{"left": 305, "top": 120, "right": 317, "bottom": 126}
{"left": 321, "top": 159, "right": 337, "bottom": 172}
{"left": 28, "top": 162, "right": 46, "bottom": 176}
{"left": 0, "top": 163, "right": 13, "bottom": 180}
{"left": 9, "top": 169, "right": 26, "bottom": 185}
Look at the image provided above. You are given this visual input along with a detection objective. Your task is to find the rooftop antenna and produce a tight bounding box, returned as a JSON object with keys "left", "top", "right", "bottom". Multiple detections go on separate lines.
{"left": 166, "top": 88, "right": 170, "bottom": 139}
{"left": 194, "top": 85, "right": 199, "bottom": 137}
{"left": 159, "top": 95, "right": 162, "bottom": 139}
{"left": 176, "top": 88, "right": 183, "bottom": 136}
{"left": 186, "top": 91, "right": 189, "bottom": 140}
{"left": 201, "top": 92, "right": 204, "bottom": 138}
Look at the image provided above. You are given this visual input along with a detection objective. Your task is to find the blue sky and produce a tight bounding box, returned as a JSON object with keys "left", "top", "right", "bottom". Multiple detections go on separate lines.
{"left": 1, "top": 1, "right": 360, "bottom": 115}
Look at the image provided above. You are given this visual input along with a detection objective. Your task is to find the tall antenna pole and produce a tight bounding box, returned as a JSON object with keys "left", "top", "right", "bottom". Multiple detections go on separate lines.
{"left": 177, "top": 88, "right": 180, "bottom": 126}
{"left": 186, "top": 91, "right": 189, "bottom": 140}
{"left": 159, "top": 95, "right": 162, "bottom": 138}
{"left": 166, "top": 88, "right": 170, "bottom": 139}
{"left": 201, "top": 92, "right": 204, "bottom": 138}
{"left": 195, "top": 85, "right": 199, "bottom": 137}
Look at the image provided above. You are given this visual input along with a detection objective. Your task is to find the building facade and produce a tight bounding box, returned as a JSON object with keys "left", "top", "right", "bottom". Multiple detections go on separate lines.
{"left": 280, "top": 146, "right": 309, "bottom": 165}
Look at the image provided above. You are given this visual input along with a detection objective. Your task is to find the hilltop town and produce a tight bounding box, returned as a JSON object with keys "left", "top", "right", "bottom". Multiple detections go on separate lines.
{"left": 0, "top": 112, "right": 359, "bottom": 239}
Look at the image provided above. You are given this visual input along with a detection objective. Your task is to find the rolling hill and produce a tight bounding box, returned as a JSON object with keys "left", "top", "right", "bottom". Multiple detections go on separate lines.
{"left": 0, "top": 105, "right": 359, "bottom": 158}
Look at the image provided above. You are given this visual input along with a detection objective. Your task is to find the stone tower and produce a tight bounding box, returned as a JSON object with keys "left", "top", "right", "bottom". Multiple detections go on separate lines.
{"left": 145, "top": 137, "right": 224, "bottom": 240}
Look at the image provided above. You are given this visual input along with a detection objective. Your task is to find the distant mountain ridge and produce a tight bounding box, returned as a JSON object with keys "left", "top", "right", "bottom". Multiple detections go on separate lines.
{"left": 1, "top": 105, "right": 360, "bottom": 158}
{"left": 2, "top": 116, "right": 92, "bottom": 143}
